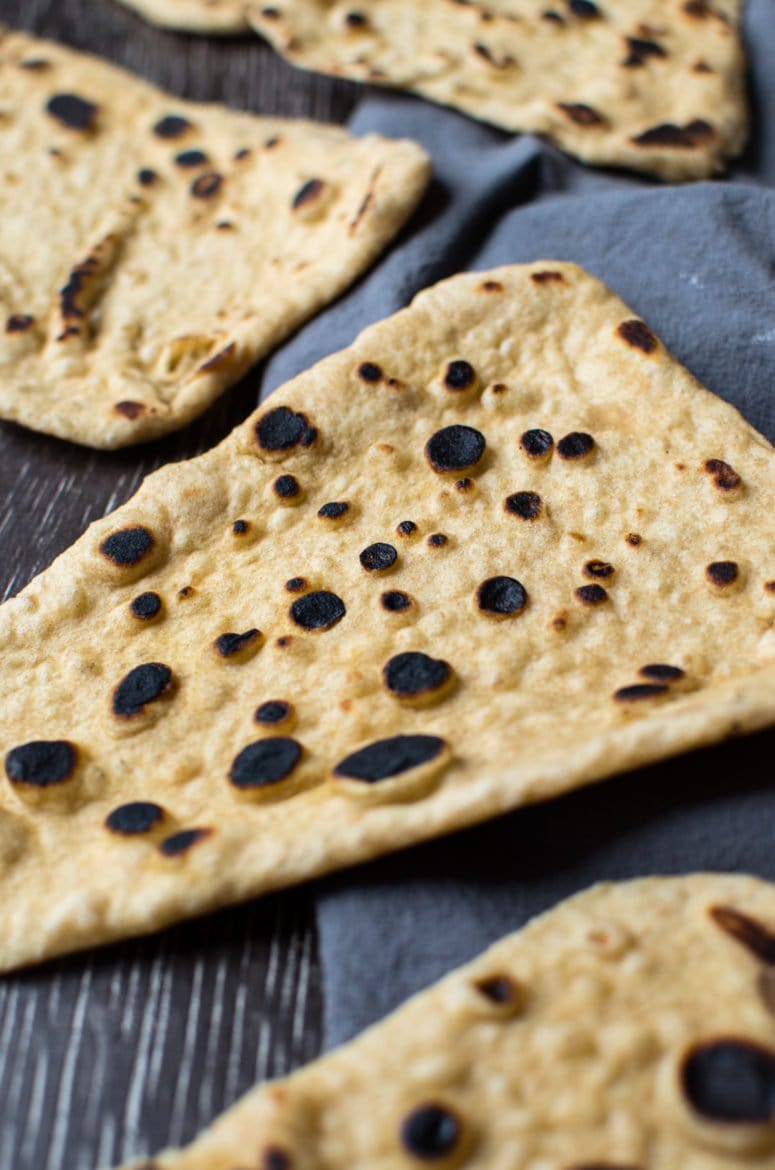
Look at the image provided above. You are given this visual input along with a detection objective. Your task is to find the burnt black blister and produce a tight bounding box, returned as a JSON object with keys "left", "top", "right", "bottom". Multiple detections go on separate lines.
{"left": 334, "top": 734, "right": 445, "bottom": 782}
{"left": 400, "top": 1104, "right": 461, "bottom": 1159}
{"left": 137, "top": 168, "right": 158, "bottom": 187}
{"left": 175, "top": 149, "right": 209, "bottom": 168}
{"left": 5, "top": 314, "right": 35, "bottom": 333}
{"left": 618, "top": 319, "right": 658, "bottom": 353}
{"left": 191, "top": 172, "right": 223, "bottom": 200}
{"left": 5, "top": 740, "right": 77, "bottom": 787}
{"left": 285, "top": 577, "right": 307, "bottom": 594}
{"left": 443, "top": 360, "right": 475, "bottom": 391}
{"left": 261, "top": 1148, "right": 292, "bottom": 1170}
{"left": 46, "top": 93, "right": 98, "bottom": 130}
{"left": 357, "top": 361, "right": 382, "bottom": 383}
{"left": 100, "top": 526, "right": 154, "bottom": 567}
{"left": 113, "top": 663, "right": 173, "bottom": 717}
{"left": 383, "top": 652, "right": 451, "bottom": 699}
{"left": 426, "top": 425, "right": 486, "bottom": 473}
{"left": 396, "top": 520, "right": 418, "bottom": 537}
{"left": 558, "top": 432, "right": 595, "bottom": 459}
{"left": 131, "top": 592, "right": 162, "bottom": 621}
{"left": 613, "top": 683, "right": 668, "bottom": 701}
{"left": 704, "top": 459, "right": 741, "bottom": 491}
{"left": 706, "top": 561, "right": 739, "bottom": 587}
{"left": 477, "top": 576, "right": 527, "bottom": 616}
{"left": 106, "top": 801, "right": 164, "bottom": 835}
{"left": 568, "top": 0, "right": 599, "bottom": 14}
{"left": 292, "top": 178, "right": 325, "bottom": 209}
{"left": 215, "top": 630, "right": 259, "bottom": 658}
{"left": 255, "top": 405, "right": 314, "bottom": 452}
{"left": 584, "top": 560, "right": 615, "bottom": 580}
{"left": 557, "top": 102, "right": 605, "bottom": 126}
{"left": 632, "top": 120, "right": 714, "bottom": 148}
{"left": 520, "top": 429, "right": 554, "bottom": 459}
{"left": 115, "top": 401, "right": 145, "bottom": 420}
{"left": 255, "top": 700, "right": 293, "bottom": 725}
{"left": 159, "top": 827, "right": 210, "bottom": 857}
{"left": 229, "top": 737, "right": 302, "bottom": 789}
{"left": 475, "top": 975, "right": 518, "bottom": 1005}
{"left": 576, "top": 584, "right": 608, "bottom": 605}
{"left": 709, "top": 906, "right": 775, "bottom": 965}
{"left": 381, "top": 590, "right": 412, "bottom": 612}
{"left": 273, "top": 474, "right": 300, "bottom": 499}
{"left": 290, "top": 590, "right": 346, "bottom": 631}
{"left": 427, "top": 533, "right": 447, "bottom": 548}
{"left": 153, "top": 114, "right": 193, "bottom": 139}
{"left": 639, "top": 663, "right": 684, "bottom": 682}
{"left": 360, "top": 542, "right": 397, "bottom": 572}
{"left": 624, "top": 36, "right": 667, "bottom": 66}
{"left": 681, "top": 1039, "right": 775, "bottom": 1123}
{"left": 505, "top": 491, "right": 542, "bottom": 520}
{"left": 318, "top": 501, "right": 349, "bottom": 519}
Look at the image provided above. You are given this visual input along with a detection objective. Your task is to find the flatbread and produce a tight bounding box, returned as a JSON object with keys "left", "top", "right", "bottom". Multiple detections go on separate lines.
{"left": 115, "top": 875, "right": 775, "bottom": 1169}
{"left": 248, "top": 0, "right": 748, "bottom": 182}
{"left": 0, "top": 29, "right": 430, "bottom": 448}
{"left": 1, "top": 262, "right": 773, "bottom": 973}
{"left": 116, "top": 0, "right": 249, "bottom": 33}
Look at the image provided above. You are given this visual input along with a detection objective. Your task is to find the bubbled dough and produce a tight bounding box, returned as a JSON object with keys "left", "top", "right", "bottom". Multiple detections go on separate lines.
{"left": 0, "top": 30, "right": 430, "bottom": 447}
{"left": 0, "top": 262, "right": 773, "bottom": 972}
{"left": 248, "top": 0, "right": 749, "bottom": 182}
{"left": 118, "top": 875, "right": 775, "bottom": 1169}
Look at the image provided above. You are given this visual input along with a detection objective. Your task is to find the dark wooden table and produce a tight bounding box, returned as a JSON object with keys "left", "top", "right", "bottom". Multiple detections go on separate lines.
{"left": 0, "top": 4, "right": 359, "bottom": 1165}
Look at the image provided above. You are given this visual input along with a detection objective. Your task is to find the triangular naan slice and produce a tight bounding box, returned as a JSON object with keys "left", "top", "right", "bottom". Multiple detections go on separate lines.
{"left": 115, "top": 875, "right": 775, "bottom": 1169}
{"left": 1, "top": 263, "right": 773, "bottom": 972}
{"left": 0, "top": 29, "right": 429, "bottom": 447}
{"left": 249, "top": 0, "right": 748, "bottom": 181}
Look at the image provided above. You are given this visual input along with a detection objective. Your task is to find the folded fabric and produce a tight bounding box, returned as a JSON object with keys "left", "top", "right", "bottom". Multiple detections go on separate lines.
{"left": 259, "top": 0, "right": 775, "bottom": 1050}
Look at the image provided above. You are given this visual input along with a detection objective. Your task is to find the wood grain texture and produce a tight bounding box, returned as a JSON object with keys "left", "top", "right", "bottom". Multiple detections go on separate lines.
{"left": 0, "top": 1, "right": 358, "bottom": 1164}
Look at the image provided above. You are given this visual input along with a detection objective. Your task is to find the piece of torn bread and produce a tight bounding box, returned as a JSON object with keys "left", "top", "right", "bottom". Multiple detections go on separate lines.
{"left": 116, "top": 875, "right": 775, "bottom": 1169}
{"left": 0, "top": 29, "right": 430, "bottom": 447}
{"left": 248, "top": 0, "right": 748, "bottom": 181}
{"left": 0, "top": 262, "right": 772, "bottom": 972}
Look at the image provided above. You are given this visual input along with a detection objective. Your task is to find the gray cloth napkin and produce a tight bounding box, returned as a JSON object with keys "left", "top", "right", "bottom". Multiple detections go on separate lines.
{"left": 262, "top": 0, "right": 775, "bottom": 1050}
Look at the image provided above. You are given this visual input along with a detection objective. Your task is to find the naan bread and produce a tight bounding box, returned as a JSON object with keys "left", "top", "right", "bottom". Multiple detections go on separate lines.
{"left": 117, "top": 875, "right": 775, "bottom": 1169}
{"left": 117, "top": 0, "right": 249, "bottom": 33}
{"left": 248, "top": 0, "right": 748, "bottom": 181}
{"left": 0, "top": 29, "right": 429, "bottom": 447}
{"left": 0, "top": 263, "right": 773, "bottom": 972}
